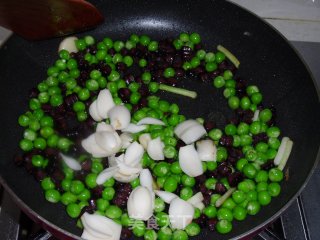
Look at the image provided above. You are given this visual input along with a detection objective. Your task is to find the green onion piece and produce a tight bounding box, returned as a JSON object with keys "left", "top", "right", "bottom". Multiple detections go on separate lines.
{"left": 278, "top": 140, "right": 293, "bottom": 171}
{"left": 215, "top": 187, "right": 236, "bottom": 208}
{"left": 217, "top": 45, "right": 240, "bottom": 68}
{"left": 159, "top": 84, "right": 197, "bottom": 99}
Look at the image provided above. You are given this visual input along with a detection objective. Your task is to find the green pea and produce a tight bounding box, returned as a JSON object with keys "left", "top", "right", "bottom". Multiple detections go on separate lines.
{"left": 144, "top": 229, "right": 157, "bottom": 240}
{"left": 246, "top": 85, "right": 259, "bottom": 96}
{"left": 208, "top": 128, "right": 223, "bottom": 141}
{"left": 61, "top": 192, "right": 77, "bottom": 205}
{"left": 41, "top": 177, "right": 55, "bottom": 190}
{"left": 185, "top": 222, "right": 200, "bottom": 236}
{"left": 70, "top": 180, "right": 85, "bottom": 195}
{"left": 255, "top": 170, "right": 269, "bottom": 182}
{"left": 153, "top": 198, "right": 165, "bottom": 213}
{"left": 140, "top": 35, "right": 151, "bottom": 46}
{"left": 259, "top": 109, "right": 272, "bottom": 122}
{"left": 256, "top": 142, "right": 269, "bottom": 153}
{"left": 164, "top": 176, "right": 178, "bottom": 192}
{"left": 157, "top": 177, "right": 166, "bottom": 188}
{"left": 204, "top": 52, "right": 215, "bottom": 62}
{"left": 57, "top": 138, "right": 72, "bottom": 151}
{"left": 205, "top": 62, "right": 217, "bottom": 72}
{"left": 156, "top": 212, "right": 170, "bottom": 227}
{"left": 240, "top": 96, "right": 251, "bottom": 110}
{"left": 217, "top": 208, "right": 233, "bottom": 221}
{"left": 19, "top": 139, "right": 33, "bottom": 151}
{"left": 228, "top": 96, "right": 240, "bottom": 109}
{"left": 96, "top": 198, "right": 110, "bottom": 212}
{"left": 180, "top": 187, "right": 193, "bottom": 200}
{"left": 40, "top": 126, "right": 54, "bottom": 138}
{"left": 268, "top": 137, "right": 281, "bottom": 149}
{"left": 247, "top": 201, "right": 261, "bottom": 215}
{"left": 268, "top": 182, "right": 281, "bottom": 197}
{"left": 32, "top": 155, "right": 44, "bottom": 167}
{"left": 205, "top": 162, "right": 216, "bottom": 172}
{"left": 204, "top": 205, "right": 217, "bottom": 218}
{"left": 189, "top": 32, "right": 201, "bottom": 44}
{"left": 67, "top": 203, "right": 81, "bottom": 218}
{"left": 222, "top": 198, "right": 236, "bottom": 210}
{"left": 47, "top": 134, "right": 59, "bottom": 148}
{"left": 236, "top": 158, "right": 248, "bottom": 171}
{"left": 148, "top": 82, "right": 159, "bottom": 93}
{"left": 105, "top": 205, "right": 122, "bottom": 219}
{"left": 267, "top": 126, "right": 281, "bottom": 138}
{"left": 102, "top": 187, "right": 115, "bottom": 200}
{"left": 181, "top": 175, "right": 196, "bottom": 187}
{"left": 103, "top": 177, "right": 115, "bottom": 187}
{"left": 237, "top": 122, "right": 250, "bottom": 135}
{"left": 120, "top": 213, "right": 131, "bottom": 226}
{"left": 172, "top": 230, "right": 188, "bottom": 240}
{"left": 243, "top": 163, "right": 257, "bottom": 179}
{"left": 233, "top": 206, "right": 247, "bottom": 221}
{"left": 238, "top": 180, "right": 255, "bottom": 193}
{"left": 205, "top": 178, "right": 217, "bottom": 190}
{"left": 91, "top": 160, "right": 104, "bottom": 174}
{"left": 34, "top": 137, "right": 47, "bottom": 150}
{"left": 77, "top": 88, "right": 90, "bottom": 101}
{"left": 216, "top": 147, "right": 228, "bottom": 162}
{"left": 246, "top": 191, "right": 258, "bottom": 201}
{"left": 158, "top": 227, "right": 172, "bottom": 240}
{"left": 215, "top": 51, "right": 226, "bottom": 63}
{"left": 142, "top": 72, "right": 152, "bottom": 83}
{"left": 170, "top": 161, "right": 182, "bottom": 174}
{"left": 213, "top": 76, "right": 225, "bottom": 88}
{"left": 216, "top": 220, "right": 232, "bottom": 234}
{"left": 225, "top": 124, "right": 237, "bottom": 136}
{"left": 113, "top": 41, "right": 124, "bottom": 52}
{"left": 269, "top": 168, "right": 283, "bottom": 182}
{"left": 257, "top": 182, "right": 268, "bottom": 192}
{"left": 45, "top": 189, "right": 60, "bottom": 203}
{"left": 78, "top": 189, "right": 91, "bottom": 201}
{"left": 61, "top": 179, "right": 72, "bottom": 191}
{"left": 153, "top": 162, "right": 170, "bottom": 177}
{"left": 232, "top": 190, "right": 246, "bottom": 204}
{"left": 240, "top": 134, "right": 253, "bottom": 147}
{"left": 139, "top": 58, "right": 147, "bottom": 67}
{"left": 224, "top": 88, "right": 236, "bottom": 99}
{"left": 130, "top": 178, "right": 140, "bottom": 188}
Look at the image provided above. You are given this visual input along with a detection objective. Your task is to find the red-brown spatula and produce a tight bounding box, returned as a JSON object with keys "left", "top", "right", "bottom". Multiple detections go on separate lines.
{"left": 0, "top": 0, "right": 104, "bottom": 40}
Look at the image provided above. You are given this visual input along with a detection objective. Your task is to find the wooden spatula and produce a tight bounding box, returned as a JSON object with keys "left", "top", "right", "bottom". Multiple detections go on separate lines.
{"left": 0, "top": 0, "right": 104, "bottom": 40}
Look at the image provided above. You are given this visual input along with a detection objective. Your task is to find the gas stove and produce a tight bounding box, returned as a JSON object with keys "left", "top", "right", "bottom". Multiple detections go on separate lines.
{"left": 0, "top": 41, "right": 319, "bottom": 240}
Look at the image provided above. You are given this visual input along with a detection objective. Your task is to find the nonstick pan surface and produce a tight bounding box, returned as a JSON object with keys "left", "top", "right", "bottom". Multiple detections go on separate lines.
{"left": 0, "top": 0, "right": 319, "bottom": 239}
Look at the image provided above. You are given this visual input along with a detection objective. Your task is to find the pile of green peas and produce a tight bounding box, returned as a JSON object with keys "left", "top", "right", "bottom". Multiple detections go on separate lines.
{"left": 16, "top": 32, "right": 288, "bottom": 239}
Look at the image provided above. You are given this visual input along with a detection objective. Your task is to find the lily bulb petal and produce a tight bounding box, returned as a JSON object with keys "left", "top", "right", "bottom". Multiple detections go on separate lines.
{"left": 127, "top": 186, "right": 154, "bottom": 221}
{"left": 169, "top": 198, "right": 194, "bottom": 230}
{"left": 147, "top": 137, "right": 164, "bottom": 161}
{"left": 96, "top": 89, "right": 115, "bottom": 120}
{"left": 108, "top": 105, "right": 131, "bottom": 130}
{"left": 81, "top": 134, "right": 109, "bottom": 158}
{"left": 58, "top": 36, "right": 78, "bottom": 53}
{"left": 124, "top": 142, "right": 144, "bottom": 167}
{"left": 140, "top": 169, "right": 153, "bottom": 192}
{"left": 196, "top": 139, "right": 217, "bottom": 161}
{"left": 60, "top": 153, "right": 81, "bottom": 171}
{"left": 81, "top": 212, "right": 121, "bottom": 240}
{"left": 96, "top": 166, "right": 119, "bottom": 185}
{"left": 89, "top": 100, "right": 103, "bottom": 122}
{"left": 179, "top": 145, "right": 203, "bottom": 177}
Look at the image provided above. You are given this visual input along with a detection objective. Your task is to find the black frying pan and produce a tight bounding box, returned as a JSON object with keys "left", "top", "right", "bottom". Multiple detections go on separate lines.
{"left": 0, "top": 0, "right": 319, "bottom": 239}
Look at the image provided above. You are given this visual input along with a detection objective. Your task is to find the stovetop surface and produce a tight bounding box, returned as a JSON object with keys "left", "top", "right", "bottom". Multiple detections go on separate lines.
{"left": 0, "top": 41, "right": 319, "bottom": 240}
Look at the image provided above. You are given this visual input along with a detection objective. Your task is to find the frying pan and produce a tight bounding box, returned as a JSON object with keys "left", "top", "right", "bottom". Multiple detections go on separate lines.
{"left": 0, "top": 0, "right": 319, "bottom": 239}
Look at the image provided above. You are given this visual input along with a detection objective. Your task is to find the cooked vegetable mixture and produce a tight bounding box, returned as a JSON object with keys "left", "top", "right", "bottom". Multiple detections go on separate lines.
{"left": 16, "top": 33, "right": 293, "bottom": 240}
